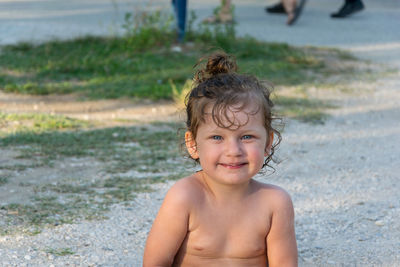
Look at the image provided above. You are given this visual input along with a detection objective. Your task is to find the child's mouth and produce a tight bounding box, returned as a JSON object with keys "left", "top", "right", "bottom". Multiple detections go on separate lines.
{"left": 219, "top": 163, "right": 247, "bottom": 169}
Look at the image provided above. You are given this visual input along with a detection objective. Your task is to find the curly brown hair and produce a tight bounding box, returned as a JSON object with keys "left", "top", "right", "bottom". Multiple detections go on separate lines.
{"left": 185, "top": 52, "right": 282, "bottom": 169}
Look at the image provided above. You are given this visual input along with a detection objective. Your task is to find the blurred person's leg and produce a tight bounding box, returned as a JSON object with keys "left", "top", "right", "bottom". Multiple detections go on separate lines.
{"left": 172, "top": 0, "right": 187, "bottom": 42}
{"left": 283, "top": 0, "right": 307, "bottom": 25}
{"left": 282, "top": 0, "right": 296, "bottom": 23}
{"left": 266, "top": 0, "right": 307, "bottom": 25}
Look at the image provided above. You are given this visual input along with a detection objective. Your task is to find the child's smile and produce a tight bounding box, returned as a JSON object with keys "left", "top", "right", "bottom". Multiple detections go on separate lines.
{"left": 219, "top": 162, "right": 248, "bottom": 169}
{"left": 190, "top": 106, "right": 270, "bottom": 186}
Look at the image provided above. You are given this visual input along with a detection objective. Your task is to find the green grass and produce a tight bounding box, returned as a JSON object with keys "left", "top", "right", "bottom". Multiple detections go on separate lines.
{"left": 45, "top": 247, "right": 75, "bottom": 256}
{"left": 0, "top": 174, "right": 187, "bottom": 234}
{"left": 0, "top": 112, "right": 90, "bottom": 136}
{"left": 1, "top": 122, "right": 184, "bottom": 168}
{"left": 0, "top": 32, "right": 323, "bottom": 100}
{"left": 274, "top": 95, "right": 334, "bottom": 124}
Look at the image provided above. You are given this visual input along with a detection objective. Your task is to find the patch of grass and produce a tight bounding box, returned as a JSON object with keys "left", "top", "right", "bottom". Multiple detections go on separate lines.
{"left": 1, "top": 122, "right": 185, "bottom": 169}
{"left": 0, "top": 163, "right": 44, "bottom": 171}
{"left": 0, "top": 194, "right": 108, "bottom": 234}
{"left": 46, "top": 247, "right": 75, "bottom": 256}
{"left": 0, "top": 122, "right": 192, "bottom": 234}
{"left": 0, "top": 112, "right": 90, "bottom": 136}
{"left": 0, "top": 171, "right": 190, "bottom": 234}
{"left": 274, "top": 95, "right": 334, "bottom": 124}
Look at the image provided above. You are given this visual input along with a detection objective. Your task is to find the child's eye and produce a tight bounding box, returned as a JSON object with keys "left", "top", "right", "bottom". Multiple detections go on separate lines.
{"left": 212, "top": 135, "right": 222, "bottom": 140}
{"left": 241, "top": 135, "right": 253, "bottom": 140}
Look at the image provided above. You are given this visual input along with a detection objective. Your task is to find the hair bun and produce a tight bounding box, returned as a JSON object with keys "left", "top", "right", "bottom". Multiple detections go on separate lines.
{"left": 206, "top": 53, "right": 237, "bottom": 75}
{"left": 194, "top": 52, "right": 237, "bottom": 83}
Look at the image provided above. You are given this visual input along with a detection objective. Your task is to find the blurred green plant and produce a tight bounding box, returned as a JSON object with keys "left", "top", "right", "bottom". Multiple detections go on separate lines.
{"left": 171, "top": 78, "right": 192, "bottom": 108}
{"left": 122, "top": 9, "right": 175, "bottom": 51}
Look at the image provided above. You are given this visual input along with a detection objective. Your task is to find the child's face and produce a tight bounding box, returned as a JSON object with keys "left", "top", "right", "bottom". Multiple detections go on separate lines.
{"left": 186, "top": 105, "right": 271, "bottom": 186}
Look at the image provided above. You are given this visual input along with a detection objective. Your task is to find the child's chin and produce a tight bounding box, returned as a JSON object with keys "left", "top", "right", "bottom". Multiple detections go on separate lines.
{"left": 218, "top": 176, "right": 253, "bottom": 185}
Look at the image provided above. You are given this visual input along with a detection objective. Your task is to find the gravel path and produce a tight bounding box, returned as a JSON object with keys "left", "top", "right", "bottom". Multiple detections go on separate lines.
{"left": 1, "top": 0, "right": 400, "bottom": 266}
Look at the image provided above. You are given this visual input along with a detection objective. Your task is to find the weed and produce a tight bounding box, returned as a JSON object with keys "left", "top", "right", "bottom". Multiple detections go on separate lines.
{"left": 122, "top": 9, "right": 175, "bottom": 51}
{"left": 0, "top": 175, "right": 9, "bottom": 186}
{"left": 171, "top": 79, "right": 192, "bottom": 108}
{"left": 46, "top": 247, "right": 75, "bottom": 256}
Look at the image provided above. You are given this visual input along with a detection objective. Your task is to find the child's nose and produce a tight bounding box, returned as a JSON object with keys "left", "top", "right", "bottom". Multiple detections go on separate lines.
{"left": 225, "top": 139, "right": 243, "bottom": 156}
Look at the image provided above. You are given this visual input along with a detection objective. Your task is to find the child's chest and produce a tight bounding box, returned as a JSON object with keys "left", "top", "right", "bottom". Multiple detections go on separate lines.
{"left": 183, "top": 202, "right": 271, "bottom": 259}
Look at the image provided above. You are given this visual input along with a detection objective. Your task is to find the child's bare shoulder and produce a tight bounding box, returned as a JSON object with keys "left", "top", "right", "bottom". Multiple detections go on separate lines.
{"left": 253, "top": 180, "right": 294, "bottom": 210}
{"left": 164, "top": 174, "right": 205, "bottom": 207}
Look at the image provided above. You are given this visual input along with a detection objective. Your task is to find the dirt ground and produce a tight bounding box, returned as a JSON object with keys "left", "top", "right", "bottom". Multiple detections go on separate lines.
{"left": 0, "top": 92, "right": 180, "bottom": 125}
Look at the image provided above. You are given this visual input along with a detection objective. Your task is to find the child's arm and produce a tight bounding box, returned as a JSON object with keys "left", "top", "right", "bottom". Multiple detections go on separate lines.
{"left": 143, "top": 181, "right": 191, "bottom": 267}
{"left": 266, "top": 189, "right": 298, "bottom": 267}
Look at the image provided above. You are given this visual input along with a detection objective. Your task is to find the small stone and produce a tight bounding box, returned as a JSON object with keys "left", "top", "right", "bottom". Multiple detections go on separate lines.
{"left": 303, "top": 257, "right": 313, "bottom": 262}
{"left": 171, "top": 45, "right": 182, "bottom": 53}
{"left": 375, "top": 220, "right": 384, "bottom": 226}
{"left": 48, "top": 254, "right": 55, "bottom": 260}
{"left": 24, "top": 255, "right": 31, "bottom": 260}
{"left": 90, "top": 255, "right": 100, "bottom": 262}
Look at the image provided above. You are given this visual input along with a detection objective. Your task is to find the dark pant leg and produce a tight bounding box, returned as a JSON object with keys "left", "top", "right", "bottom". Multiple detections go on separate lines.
{"left": 172, "top": 0, "right": 187, "bottom": 42}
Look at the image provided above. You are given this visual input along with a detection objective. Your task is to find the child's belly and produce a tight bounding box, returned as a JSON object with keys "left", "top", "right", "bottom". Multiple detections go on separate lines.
{"left": 173, "top": 253, "right": 268, "bottom": 267}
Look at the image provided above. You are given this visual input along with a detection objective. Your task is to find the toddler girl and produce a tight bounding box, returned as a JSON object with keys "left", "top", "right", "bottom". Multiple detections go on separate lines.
{"left": 143, "top": 52, "right": 297, "bottom": 267}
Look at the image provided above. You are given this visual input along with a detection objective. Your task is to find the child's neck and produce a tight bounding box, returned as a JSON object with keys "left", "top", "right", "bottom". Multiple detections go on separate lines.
{"left": 198, "top": 171, "right": 254, "bottom": 203}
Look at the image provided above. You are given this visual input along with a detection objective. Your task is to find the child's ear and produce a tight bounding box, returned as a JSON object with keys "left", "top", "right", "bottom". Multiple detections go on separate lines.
{"left": 264, "top": 131, "right": 274, "bottom": 156}
{"left": 185, "top": 131, "right": 199, "bottom": 159}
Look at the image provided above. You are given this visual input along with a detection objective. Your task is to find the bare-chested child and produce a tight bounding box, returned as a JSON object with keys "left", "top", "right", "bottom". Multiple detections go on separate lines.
{"left": 143, "top": 52, "right": 297, "bottom": 267}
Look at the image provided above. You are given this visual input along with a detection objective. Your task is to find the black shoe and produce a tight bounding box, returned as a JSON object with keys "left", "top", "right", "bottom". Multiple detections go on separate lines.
{"left": 265, "top": 2, "right": 285, "bottom": 14}
{"left": 331, "top": 0, "right": 364, "bottom": 18}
